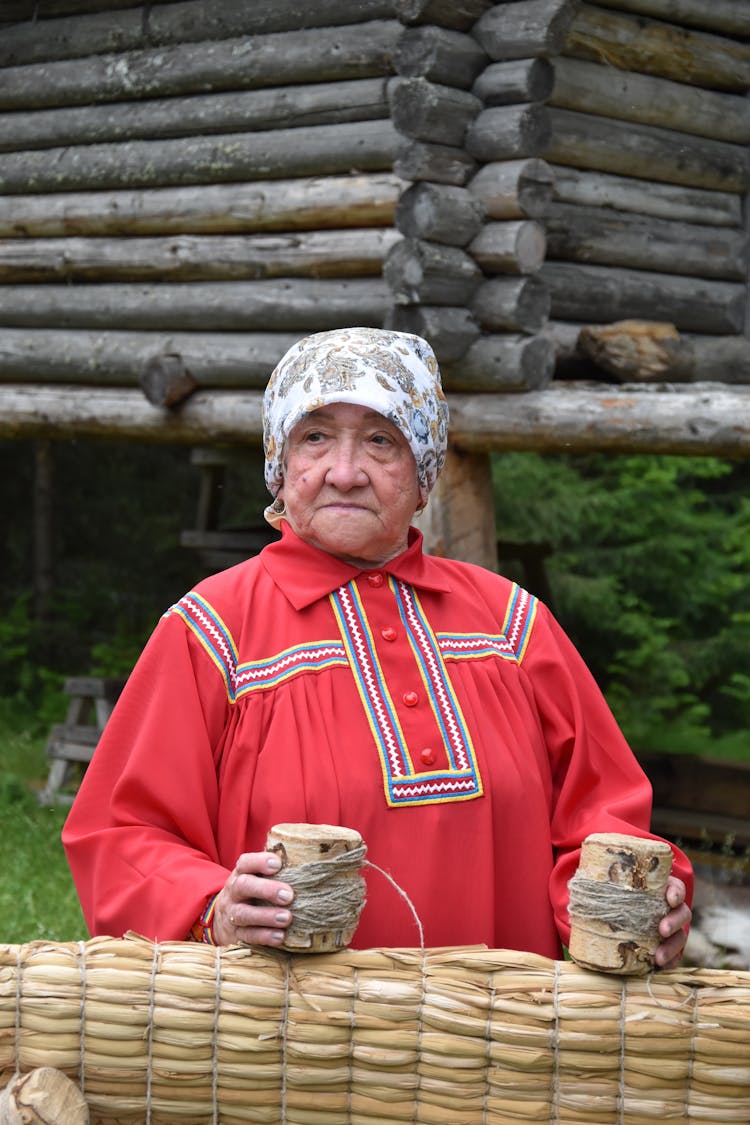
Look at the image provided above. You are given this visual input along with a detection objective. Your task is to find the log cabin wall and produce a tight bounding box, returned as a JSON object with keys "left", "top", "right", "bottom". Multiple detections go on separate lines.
{"left": 0, "top": 0, "right": 748, "bottom": 484}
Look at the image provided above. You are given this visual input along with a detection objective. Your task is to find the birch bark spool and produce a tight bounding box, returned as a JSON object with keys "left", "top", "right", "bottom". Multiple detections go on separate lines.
{"left": 265, "top": 823, "right": 366, "bottom": 953}
{"left": 568, "top": 832, "right": 673, "bottom": 975}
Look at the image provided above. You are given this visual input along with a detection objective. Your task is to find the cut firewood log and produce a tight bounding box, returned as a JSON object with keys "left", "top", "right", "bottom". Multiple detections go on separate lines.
{"left": 0, "top": 1067, "right": 88, "bottom": 1125}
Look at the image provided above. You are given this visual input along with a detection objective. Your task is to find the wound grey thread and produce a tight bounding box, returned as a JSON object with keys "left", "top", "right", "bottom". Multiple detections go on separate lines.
{"left": 568, "top": 874, "right": 668, "bottom": 938}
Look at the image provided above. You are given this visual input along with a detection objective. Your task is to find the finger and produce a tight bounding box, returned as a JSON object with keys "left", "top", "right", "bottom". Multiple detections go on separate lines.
{"left": 665, "top": 875, "right": 687, "bottom": 909}
{"left": 231, "top": 902, "right": 293, "bottom": 948}
{"left": 232, "top": 872, "right": 294, "bottom": 909}
{"left": 654, "top": 930, "right": 687, "bottom": 969}
{"left": 659, "top": 902, "right": 692, "bottom": 939}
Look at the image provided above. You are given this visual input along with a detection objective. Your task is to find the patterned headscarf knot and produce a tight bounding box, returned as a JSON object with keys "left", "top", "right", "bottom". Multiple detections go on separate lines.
{"left": 262, "top": 327, "right": 449, "bottom": 501}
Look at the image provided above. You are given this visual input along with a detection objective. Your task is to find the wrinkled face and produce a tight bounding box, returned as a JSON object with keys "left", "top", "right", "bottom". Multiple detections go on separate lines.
{"left": 279, "top": 402, "right": 421, "bottom": 568}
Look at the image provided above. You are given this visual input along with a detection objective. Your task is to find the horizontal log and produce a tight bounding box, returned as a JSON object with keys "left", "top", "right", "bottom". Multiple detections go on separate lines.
{"left": 0, "top": 382, "right": 748, "bottom": 456}
{"left": 473, "top": 0, "right": 578, "bottom": 60}
{"left": 540, "top": 261, "right": 745, "bottom": 333}
{"left": 0, "top": 0, "right": 138, "bottom": 22}
{"left": 0, "top": 279, "right": 390, "bottom": 331}
{"left": 0, "top": 119, "right": 400, "bottom": 194}
{"left": 0, "top": 21, "right": 402, "bottom": 111}
{"left": 472, "top": 58, "right": 555, "bottom": 105}
{"left": 466, "top": 104, "right": 551, "bottom": 162}
{"left": 548, "top": 56, "right": 750, "bottom": 145}
{"left": 591, "top": 0, "right": 750, "bottom": 36}
{"left": 393, "top": 0, "right": 494, "bottom": 30}
{"left": 0, "top": 0, "right": 397, "bottom": 67}
{"left": 0, "top": 329, "right": 301, "bottom": 387}
{"left": 443, "top": 333, "right": 556, "bottom": 391}
{"left": 393, "top": 139, "right": 477, "bottom": 185}
{"left": 577, "top": 322, "right": 750, "bottom": 384}
{"left": 387, "top": 77, "right": 481, "bottom": 145}
{"left": 550, "top": 166, "right": 742, "bottom": 228}
{"left": 544, "top": 108, "right": 750, "bottom": 192}
{"left": 393, "top": 26, "right": 487, "bottom": 88}
{"left": 470, "top": 276, "right": 551, "bottom": 333}
{"left": 384, "top": 306, "right": 479, "bottom": 362}
{"left": 566, "top": 3, "right": 750, "bottom": 92}
{"left": 395, "top": 182, "right": 485, "bottom": 245}
{"left": 468, "top": 220, "right": 547, "bottom": 274}
{"left": 0, "top": 78, "right": 391, "bottom": 152}
{"left": 468, "top": 158, "right": 555, "bottom": 219}
{"left": 545, "top": 201, "right": 748, "bottom": 280}
{"left": 0, "top": 174, "right": 405, "bottom": 238}
{"left": 448, "top": 382, "right": 750, "bottom": 456}
{"left": 384, "top": 239, "right": 482, "bottom": 304}
{"left": 0, "top": 230, "right": 401, "bottom": 283}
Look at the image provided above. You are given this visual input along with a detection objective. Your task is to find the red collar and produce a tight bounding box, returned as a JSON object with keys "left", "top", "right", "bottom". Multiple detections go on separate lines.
{"left": 261, "top": 523, "right": 453, "bottom": 610}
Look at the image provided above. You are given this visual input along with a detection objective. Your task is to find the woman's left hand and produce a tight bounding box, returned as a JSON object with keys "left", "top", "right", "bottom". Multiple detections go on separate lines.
{"left": 653, "top": 875, "right": 692, "bottom": 969}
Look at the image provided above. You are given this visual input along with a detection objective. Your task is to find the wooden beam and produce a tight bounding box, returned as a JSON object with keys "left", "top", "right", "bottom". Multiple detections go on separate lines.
{"left": 0, "top": 119, "right": 400, "bottom": 194}
{"left": 473, "top": 0, "right": 578, "bottom": 60}
{"left": 393, "top": 25, "right": 487, "bottom": 89}
{"left": 0, "top": 78, "right": 392, "bottom": 152}
{"left": 544, "top": 201, "right": 748, "bottom": 281}
{"left": 448, "top": 383, "right": 750, "bottom": 456}
{"left": 540, "top": 260, "right": 745, "bottom": 333}
{"left": 0, "top": 21, "right": 402, "bottom": 110}
{"left": 591, "top": 0, "right": 750, "bottom": 36}
{"left": 395, "top": 182, "right": 484, "bottom": 245}
{"left": 1, "top": 382, "right": 748, "bottom": 456}
{"left": 0, "top": 0, "right": 397, "bottom": 67}
{"left": 0, "top": 229, "right": 401, "bottom": 282}
{"left": 548, "top": 56, "right": 750, "bottom": 145}
{"left": 544, "top": 107, "right": 750, "bottom": 192}
{"left": 384, "top": 239, "right": 482, "bottom": 304}
{"left": 468, "top": 158, "right": 555, "bottom": 220}
{"left": 0, "top": 279, "right": 390, "bottom": 331}
{"left": 550, "top": 166, "right": 742, "bottom": 228}
{"left": 387, "top": 76, "right": 481, "bottom": 145}
{"left": 566, "top": 3, "right": 750, "bottom": 91}
{"left": 0, "top": 328, "right": 301, "bottom": 386}
{"left": 0, "top": 174, "right": 405, "bottom": 237}
{"left": 419, "top": 448, "right": 498, "bottom": 569}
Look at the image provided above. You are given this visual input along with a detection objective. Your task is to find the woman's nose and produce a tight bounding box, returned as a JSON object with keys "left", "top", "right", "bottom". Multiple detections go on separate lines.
{"left": 324, "top": 443, "right": 368, "bottom": 488}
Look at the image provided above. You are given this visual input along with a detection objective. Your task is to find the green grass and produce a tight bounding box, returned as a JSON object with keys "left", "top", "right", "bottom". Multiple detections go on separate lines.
{"left": 0, "top": 722, "right": 88, "bottom": 944}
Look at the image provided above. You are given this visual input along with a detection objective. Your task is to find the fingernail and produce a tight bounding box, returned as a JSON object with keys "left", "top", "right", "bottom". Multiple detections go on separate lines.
{"left": 277, "top": 888, "right": 293, "bottom": 905}
{"left": 270, "top": 931, "right": 286, "bottom": 945}
{"left": 275, "top": 911, "right": 291, "bottom": 926}
{"left": 266, "top": 855, "right": 282, "bottom": 873}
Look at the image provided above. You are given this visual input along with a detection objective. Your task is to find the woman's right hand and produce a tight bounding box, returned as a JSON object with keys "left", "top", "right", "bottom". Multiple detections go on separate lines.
{"left": 211, "top": 851, "right": 294, "bottom": 947}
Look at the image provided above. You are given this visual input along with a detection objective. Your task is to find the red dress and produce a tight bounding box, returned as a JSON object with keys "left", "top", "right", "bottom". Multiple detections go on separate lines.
{"left": 63, "top": 524, "right": 692, "bottom": 954}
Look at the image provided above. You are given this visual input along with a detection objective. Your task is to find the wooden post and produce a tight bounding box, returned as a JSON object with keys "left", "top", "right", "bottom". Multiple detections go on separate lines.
{"left": 420, "top": 447, "right": 498, "bottom": 570}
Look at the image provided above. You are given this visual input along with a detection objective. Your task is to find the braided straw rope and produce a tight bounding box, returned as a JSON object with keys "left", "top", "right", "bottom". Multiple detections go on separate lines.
{"left": 0, "top": 934, "right": 748, "bottom": 1125}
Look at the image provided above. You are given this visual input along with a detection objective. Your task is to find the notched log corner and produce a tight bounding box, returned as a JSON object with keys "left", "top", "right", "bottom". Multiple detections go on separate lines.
{"left": 140, "top": 352, "right": 198, "bottom": 408}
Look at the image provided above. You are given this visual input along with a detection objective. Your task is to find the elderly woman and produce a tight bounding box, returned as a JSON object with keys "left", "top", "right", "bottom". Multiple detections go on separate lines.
{"left": 63, "top": 327, "right": 692, "bottom": 965}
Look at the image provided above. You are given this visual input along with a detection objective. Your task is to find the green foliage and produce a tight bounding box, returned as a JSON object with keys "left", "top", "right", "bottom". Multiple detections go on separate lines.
{"left": 0, "top": 723, "right": 88, "bottom": 943}
{"left": 492, "top": 452, "right": 750, "bottom": 757}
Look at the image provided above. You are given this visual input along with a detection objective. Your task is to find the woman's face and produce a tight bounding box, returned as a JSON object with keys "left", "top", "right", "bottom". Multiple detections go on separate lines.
{"left": 279, "top": 402, "right": 421, "bottom": 568}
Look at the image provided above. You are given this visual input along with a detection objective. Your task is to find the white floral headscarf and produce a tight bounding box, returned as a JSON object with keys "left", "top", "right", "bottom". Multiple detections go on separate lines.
{"left": 262, "top": 327, "right": 449, "bottom": 502}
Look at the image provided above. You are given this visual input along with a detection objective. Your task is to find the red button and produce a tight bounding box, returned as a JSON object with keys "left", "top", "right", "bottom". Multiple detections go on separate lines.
{"left": 367, "top": 573, "right": 384, "bottom": 587}
{"left": 420, "top": 748, "right": 435, "bottom": 766}
{"left": 382, "top": 626, "right": 397, "bottom": 642}
{"left": 403, "top": 691, "right": 419, "bottom": 707}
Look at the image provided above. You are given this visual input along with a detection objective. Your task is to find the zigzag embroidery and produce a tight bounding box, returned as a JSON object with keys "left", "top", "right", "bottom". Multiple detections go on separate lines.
{"left": 437, "top": 583, "right": 537, "bottom": 663}
{"left": 168, "top": 592, "right": 348, "bottom": 703}
{"left": 331, "top": 580, "right": 483, "bottom": 809}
